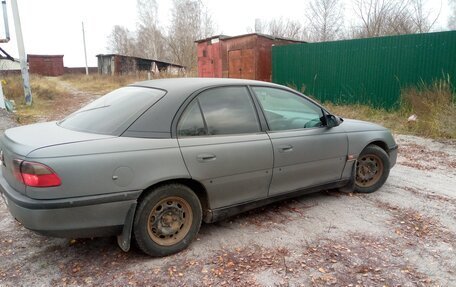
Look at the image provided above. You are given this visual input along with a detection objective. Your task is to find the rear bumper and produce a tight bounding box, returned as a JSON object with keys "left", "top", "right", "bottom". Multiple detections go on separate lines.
{"left": 0, "top": 171, "right": 141, "bottom": 238}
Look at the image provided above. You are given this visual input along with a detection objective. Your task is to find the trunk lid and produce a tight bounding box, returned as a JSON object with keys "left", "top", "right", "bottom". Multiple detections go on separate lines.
{"left": 0, "top": 122, "right": 114, "bottom": 193}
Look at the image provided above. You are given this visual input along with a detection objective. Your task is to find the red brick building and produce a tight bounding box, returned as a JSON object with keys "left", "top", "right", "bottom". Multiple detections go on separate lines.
{"left": 28, "top": 54, "right": 64, "bottom": 76}
{"left": 195, "top": 33, "right": 304, "bottom": 82}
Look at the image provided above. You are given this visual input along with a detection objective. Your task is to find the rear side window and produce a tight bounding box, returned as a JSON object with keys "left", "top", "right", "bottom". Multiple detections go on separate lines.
{"left": 177, "top": 100, "right": 206, "bottom": 137}
{"left": 59, "top": 87, "right": 165, "bottom": 135}
{"left": 197, "top": 87, "right": 260, "bottom": 136}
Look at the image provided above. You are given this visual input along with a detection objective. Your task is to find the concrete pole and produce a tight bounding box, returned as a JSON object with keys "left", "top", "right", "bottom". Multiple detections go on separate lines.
{"left": 10, "top": 0, "right": 32, "bottom": 105}
{"left": 0, "top": 82, "right": 6, "bottom": 109}
{"left": 1, "top": 0, "right": 10, "bottom": 42}
{"left": 82, "top": 22, "right": 89, "bottom": 75}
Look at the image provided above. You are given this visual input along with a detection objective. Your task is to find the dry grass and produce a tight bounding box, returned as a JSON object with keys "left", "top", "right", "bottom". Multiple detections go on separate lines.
{"left": 59, "top": 72, "right": 183, "bottom": 94}
{"left": 2, "top": 74, "right": 67, "bottom": 102}
{"left": 1, "top": 75, "right": 70, "bottom": 124}
{"left": 59, "top": 74, "right": 147, "bottom": 94}
{"left": 325, "top": 78, "right": 456, "bottom": 139}
{"left": 325, "top": 102, "right": 402, "bottom": 131}
{"left": 400, "top": 77, "right": 456, "bottom": 139}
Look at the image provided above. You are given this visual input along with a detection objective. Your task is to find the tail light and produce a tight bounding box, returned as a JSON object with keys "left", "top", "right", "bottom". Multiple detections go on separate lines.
{"left": 13, "top": 160, "right": 61, "bottom": 187}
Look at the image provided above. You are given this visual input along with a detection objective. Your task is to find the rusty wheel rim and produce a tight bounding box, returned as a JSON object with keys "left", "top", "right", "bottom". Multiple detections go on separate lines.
{"left": 355, "top": 154, "right": 384, "bottom": 188}
{"left": 147, "top": 196, "right": 193, "bottom": 246}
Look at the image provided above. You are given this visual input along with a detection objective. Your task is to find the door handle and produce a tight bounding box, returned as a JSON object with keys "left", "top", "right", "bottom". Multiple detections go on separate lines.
{"left": 279, "top": 145, "right": 293, "bottom": 152}
{"left": 197, "top": 154, "right": 216, "bottom": 162}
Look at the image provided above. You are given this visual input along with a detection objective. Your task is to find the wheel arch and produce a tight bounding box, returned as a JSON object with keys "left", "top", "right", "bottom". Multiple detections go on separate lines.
{"left": 366, "top": 140, "right": 389, "bottom": 154}
{"left": 138, "top": 178, "right": 210, "bottom": 213}
{"left": 132, "top": 178, "right": 206, "bottom": 256}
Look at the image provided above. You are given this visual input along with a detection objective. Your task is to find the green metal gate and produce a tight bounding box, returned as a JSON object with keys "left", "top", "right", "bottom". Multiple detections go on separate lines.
{"left": 272, "top": 31, "right": 456, "bottom": 109}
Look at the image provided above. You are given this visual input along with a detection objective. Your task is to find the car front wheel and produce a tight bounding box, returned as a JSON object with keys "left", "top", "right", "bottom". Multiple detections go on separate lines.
{"left": 355, "top": 145, "right": 390, "bottom": 193}
{"left": 133, "top": 184, "right": 202, "bottom": 257}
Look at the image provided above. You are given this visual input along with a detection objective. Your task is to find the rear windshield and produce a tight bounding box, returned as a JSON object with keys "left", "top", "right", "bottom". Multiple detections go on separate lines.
{"left": 59, "top": 86, "right": 165, "bottom": 135}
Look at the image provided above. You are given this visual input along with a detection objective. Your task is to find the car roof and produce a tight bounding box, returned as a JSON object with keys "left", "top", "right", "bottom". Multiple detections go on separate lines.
{"left": 131, "top": 77, "right": 284, "bottom": 101}
{"left": 132, "top": 77, "right": 282, "bottom": 90}
{"left": 123, "top": 78, "right": 290, "bottom": 139}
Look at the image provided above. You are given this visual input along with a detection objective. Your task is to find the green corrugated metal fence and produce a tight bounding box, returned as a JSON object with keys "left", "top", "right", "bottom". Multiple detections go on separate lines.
{"left": 272, "top": 31, "right": 456, "bottom": 109}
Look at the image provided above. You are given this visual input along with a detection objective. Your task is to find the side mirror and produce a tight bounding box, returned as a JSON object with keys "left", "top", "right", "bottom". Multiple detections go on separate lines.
{"left": 324, "top": 114, "right": 342, "bottom": 128}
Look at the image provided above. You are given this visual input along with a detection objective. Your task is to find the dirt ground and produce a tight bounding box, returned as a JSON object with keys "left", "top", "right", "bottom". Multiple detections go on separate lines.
{"left": 0, "top": 81, "right": 455, "bottom": 286}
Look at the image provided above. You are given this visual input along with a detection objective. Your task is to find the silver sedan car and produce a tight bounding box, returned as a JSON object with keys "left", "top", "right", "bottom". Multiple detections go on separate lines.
{"left": 0, "top": 78, "right": 397, "bottom": 256}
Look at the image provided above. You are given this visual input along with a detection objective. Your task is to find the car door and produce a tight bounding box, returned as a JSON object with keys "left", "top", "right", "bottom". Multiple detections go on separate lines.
{"left": 251, "top": 86, "right": 348, "bottom": 196}
{"left": 177, "top": 86, "right": 273, "bottom": 209}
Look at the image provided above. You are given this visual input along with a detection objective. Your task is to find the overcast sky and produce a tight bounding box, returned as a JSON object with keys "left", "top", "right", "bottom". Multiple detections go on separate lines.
{"left": 0, "top": 0, "right": 451, "bottom": 67}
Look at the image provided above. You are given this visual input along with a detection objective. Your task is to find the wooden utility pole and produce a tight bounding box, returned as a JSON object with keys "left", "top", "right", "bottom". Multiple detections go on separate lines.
{"left": 11, "top": 0, "right": 32, "bottom": 105}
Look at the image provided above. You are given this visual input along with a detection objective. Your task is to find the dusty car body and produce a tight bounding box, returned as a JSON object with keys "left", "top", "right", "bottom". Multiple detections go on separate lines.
{"left": 0, "top": 78, "right": 397, "bottom": 256}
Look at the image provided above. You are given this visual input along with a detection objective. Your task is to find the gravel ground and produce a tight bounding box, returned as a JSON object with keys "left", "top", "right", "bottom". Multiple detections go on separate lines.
{"left": 0, "top": 102, "right": 455, "bottom": 286}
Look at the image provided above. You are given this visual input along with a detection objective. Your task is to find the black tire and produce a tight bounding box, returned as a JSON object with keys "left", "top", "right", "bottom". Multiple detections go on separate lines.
{"left": 133, "top": 183, "right": 202, "bottom": 257}
{"left": 354, "top": 145, "right": 390, "bottom": 193}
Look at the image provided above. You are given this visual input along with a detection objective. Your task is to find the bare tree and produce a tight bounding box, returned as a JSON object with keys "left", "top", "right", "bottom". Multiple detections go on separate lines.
{"left": 201, "top": 4, "right": 215, "bottom": 39}
{"left": 248, "top": 18, "right": 306, "bottom": 40}
{"left": 167, "top": 0, "right": 214, "bottom": 70}
{"left": 305, "top": 0, "right": 344, "bottom": 42}
{"left": 352, "top": 0, "right": 413, "bottom": 37}
{"left": 386, "top": 8, "right": 416, "bottom": 34}
{"left": 409, "top": 0, "right": 441, "bottom": 33}
{"left": 137, "top": 0, "right": 158, "bottom": 27}
{"left": 351, "top": 0, "right": 442, "bottom": 37}
{"left": 135, "top": 0, "right": 168, "bottom": 60}
{"left": 107, "top": 25, "right": 135, "bottom": 55}
{"left": 136, "top": 26, "right": 168, "bottom": 59}
{"left": 107, "top": 1, "right": 165, "bottom": 59}
{"left": 268, "top": 18, "right": 305, "bottom": 39}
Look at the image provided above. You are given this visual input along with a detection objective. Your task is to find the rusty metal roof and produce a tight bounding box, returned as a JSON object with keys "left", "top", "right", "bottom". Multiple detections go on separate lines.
{"left": 195, "top": 33, "right": 306, "bottom": 43}
{"left": 27, "top": 54, "right": 64, "bottom": 58}
{"left": 194, "top": 34, "right": 231, "bottom": 43}
{"left": 96, "top": 54, "right": 185, "bottom": 68}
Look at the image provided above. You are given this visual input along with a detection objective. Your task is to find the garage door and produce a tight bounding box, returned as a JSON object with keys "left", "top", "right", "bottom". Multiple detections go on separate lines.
{"left": 228, "top": 49, "right": 255, "bottom": 80}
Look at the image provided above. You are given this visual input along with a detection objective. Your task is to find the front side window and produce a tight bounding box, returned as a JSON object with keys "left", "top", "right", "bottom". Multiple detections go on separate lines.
{"left": 177, "top": 86, "right": 260, "bottom": 136}
{"left": 252, "top": 87, "right": 323, "bottom": 131}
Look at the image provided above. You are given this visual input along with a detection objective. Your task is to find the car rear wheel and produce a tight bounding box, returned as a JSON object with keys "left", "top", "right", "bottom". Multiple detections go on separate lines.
{"left": 133, "top": 184, "right": 202, "bottom": 257}
{"left": 355, "top": 145, "right": 390, "bottom": 193}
